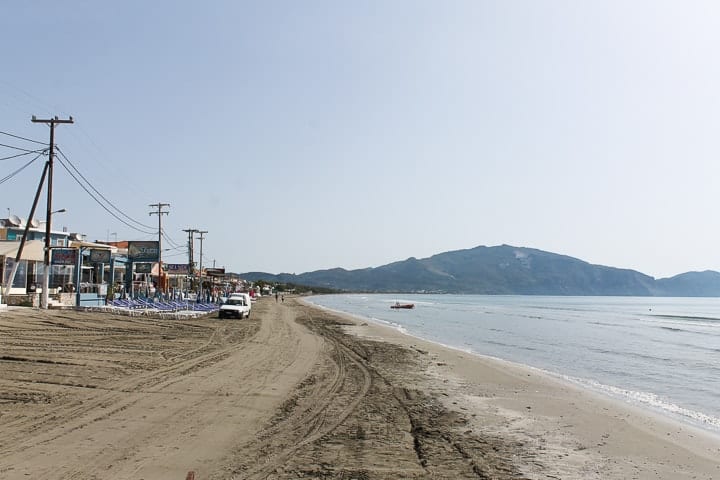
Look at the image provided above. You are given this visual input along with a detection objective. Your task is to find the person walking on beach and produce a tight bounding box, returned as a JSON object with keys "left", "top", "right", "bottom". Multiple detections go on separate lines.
{"left": 275, "top": 292, "right": 278, "bottom": 302}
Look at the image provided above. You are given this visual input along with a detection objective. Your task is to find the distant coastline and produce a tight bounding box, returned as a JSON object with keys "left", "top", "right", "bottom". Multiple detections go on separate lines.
{"left": 240, "top": 244, "right": 720, "bottom": 297}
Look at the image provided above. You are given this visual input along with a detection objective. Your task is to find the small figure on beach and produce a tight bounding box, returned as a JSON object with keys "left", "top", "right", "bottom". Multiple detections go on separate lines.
{"left": 275, "top": 292, "right": 279, "bottom": 302}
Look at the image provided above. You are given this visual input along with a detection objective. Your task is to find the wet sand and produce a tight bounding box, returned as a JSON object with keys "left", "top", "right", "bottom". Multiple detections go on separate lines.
{"left": 0, "top": 297, "right": 718, "bottom": 479}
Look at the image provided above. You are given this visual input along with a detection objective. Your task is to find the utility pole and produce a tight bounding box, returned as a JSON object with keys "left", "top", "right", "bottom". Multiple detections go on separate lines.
{"left": 149, "top": 202, "right": 170, "bottom": 295}
{"left": 3, "top": 161, "right": 50, "bottom": 301}
{"left": 182, "top": 228, "right": 198, "bottom": 294}
{"left": 197, "top": 230, "right": 208, "bottom": 299}
{"left": 32, "top": 115, "right": 73, "bottom": 309}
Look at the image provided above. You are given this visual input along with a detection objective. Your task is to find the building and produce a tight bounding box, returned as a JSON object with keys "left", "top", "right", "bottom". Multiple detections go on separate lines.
{"left": 0, "top": 214, "right": 74, "bottom": 296}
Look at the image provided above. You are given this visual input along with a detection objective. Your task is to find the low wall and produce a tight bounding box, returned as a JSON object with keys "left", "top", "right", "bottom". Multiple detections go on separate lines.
{"left": 77, "top": 293, "right": 105, "bottom": 307}
{"left": 57, "top": 293, "right": 76, "bottom": 306}
{"left": 2, "top": 293, "right": 83, "bottom": 307}
{"left": 4, "top": 294, "right": 40, "bottom": 307}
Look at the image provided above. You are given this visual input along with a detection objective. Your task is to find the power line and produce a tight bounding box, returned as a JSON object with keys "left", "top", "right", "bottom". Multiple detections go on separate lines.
{"left": 0, "top": 130, "right": 46, "bottom": 146}
{"left": 55, "top": 155, "right": 156, "bottom": 235}
{"left": 0, "top": 142, "right": 40, "bottom": 153}
{"left": 56, "top": 147, "right": 155, "bottom": 230}
{"left": 0, "top": 151, "right": 44, "bottom": 186}
{"left": 163, "top": 251, "right": 188, "bottom": 259}
{"left": 161, "top": 229, "right": 182, "bottom": 249}
{"left": 0, "top": 148, "right": 46, "bottom": 162}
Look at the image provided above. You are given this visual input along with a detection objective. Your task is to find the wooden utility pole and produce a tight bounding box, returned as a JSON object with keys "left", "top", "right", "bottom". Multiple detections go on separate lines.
{"left": 197, "top": 230, "right": 208, "bottom": 298}
{"left": 3, "top": 161, "right": 49, "bottom": 300}
{"left": 32, "top": 115, "right": 73, "bottom": 309}
{"left": 182, "top": 228, "right": 198, "bottom": 293}
{"left": 149, "top": 203, "right": 170, "bottom": 294}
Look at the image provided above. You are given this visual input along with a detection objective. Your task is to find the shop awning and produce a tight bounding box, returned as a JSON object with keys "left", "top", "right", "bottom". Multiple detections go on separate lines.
{"left": 0, "top": 240, "right": 45, "bottom": 262}
{"left": 68, "top": 240, "right": 116, "bottom": 252}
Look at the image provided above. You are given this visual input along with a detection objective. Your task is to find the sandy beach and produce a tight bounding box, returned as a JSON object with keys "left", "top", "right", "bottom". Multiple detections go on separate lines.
{"left": 0, "top": 297, "right": 718, "bottom": 479}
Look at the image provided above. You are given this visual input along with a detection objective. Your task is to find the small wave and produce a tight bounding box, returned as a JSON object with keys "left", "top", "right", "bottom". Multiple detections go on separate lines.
{"left": 589, "top": 321, "right": 625, "bottom": 328}
{"left": 569, "top": 377, "right": 720, "bottom": 431}
{"left": 659, "top": 326, "right": 684, "bottom": 332}
{"left": 529, "top": 305, "right": 591, "bottom": 312}
{"left": 649, "top": 314, "right": 720, "bottom": 323}
{"left": 650, "top": 321, "right": 720, "bottom": 335}
{"left": 366, "top": 316, "right": 408, "bottom": 335}
{"left": 625, "top": 351, "right": 672, "bottom": 363}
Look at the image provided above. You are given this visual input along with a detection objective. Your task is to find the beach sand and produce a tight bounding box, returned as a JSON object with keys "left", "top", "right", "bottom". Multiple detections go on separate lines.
{"left": 0, "top": 297, "right": 718, "bottom": 479}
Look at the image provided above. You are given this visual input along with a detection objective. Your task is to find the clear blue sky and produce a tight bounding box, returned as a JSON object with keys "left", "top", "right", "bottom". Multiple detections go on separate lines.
{"left": 2, "top": 1, "right": 720, "bottom": 279}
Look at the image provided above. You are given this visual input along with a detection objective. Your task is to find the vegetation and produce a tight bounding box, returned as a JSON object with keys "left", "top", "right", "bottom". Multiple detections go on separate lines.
{"left": 274, "top": 283, "right": 339, "bottom": 294}
{"left": 240, "top": 245, "right": 720, "bottom": 297}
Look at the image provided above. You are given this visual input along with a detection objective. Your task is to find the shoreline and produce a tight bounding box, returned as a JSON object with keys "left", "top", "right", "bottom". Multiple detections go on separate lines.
{"left": 303, "top": 300, "right": 720, "bottom": 442}
{"left": 302, "top": 297, "right": 720, "bottom": 478}
{"left": 305, "top": 296, "right": 720, "bottom": 437}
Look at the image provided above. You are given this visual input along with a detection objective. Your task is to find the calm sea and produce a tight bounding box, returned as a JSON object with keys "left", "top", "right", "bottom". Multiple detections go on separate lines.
{"left": 307, "top": 294, "right": 720, "bottom": 434}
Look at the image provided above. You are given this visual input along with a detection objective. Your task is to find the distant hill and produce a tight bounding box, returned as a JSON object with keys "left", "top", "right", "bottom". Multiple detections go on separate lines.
{"left": 654, "top": 270, "right": 720, "bottom": 297}
{"left": 240, "top": 245, "right": 720, "bottom": 297}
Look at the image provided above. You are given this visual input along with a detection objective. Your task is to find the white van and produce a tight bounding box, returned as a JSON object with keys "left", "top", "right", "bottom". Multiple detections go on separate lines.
{"left": 219, "top": 296, "right": 250, "bottom": 319}
{"left": 228, "top": 293, "right": 252, "bottom": 312}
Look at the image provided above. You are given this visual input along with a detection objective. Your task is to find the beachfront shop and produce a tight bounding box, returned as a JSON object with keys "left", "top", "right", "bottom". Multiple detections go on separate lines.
{"left": 0, "top": 240, "right": 118, "bottom": 307}
{"left": 58, "top": 242, "right": 117, "bottom": 307}
{"left": 0, "top": 240, "right": 46, "bottom": 305}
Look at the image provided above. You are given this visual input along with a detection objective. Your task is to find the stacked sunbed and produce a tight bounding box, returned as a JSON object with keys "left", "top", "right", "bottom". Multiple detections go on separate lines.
{"left": 106, "top": 298, "right": 220, "bottom": 317}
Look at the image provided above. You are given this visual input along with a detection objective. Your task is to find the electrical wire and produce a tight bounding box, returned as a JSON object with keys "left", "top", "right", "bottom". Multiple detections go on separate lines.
{"left": 56, "top": 147, "right": 156, "bottom": 230}
{"left": 161, "top": 229, "right": 182, "bottom": 249}
{"left": 0, "top": 149, "right": 46, "bottom": 162}
{"left": 0, "top": 151, "right": 44, "bottom": 186}
{"left": 55, "top": 155, "right": 157, "bottom": 235}
{"left": 0, "top": 130, "right": 46, "bottom": 146}
{"left": 0, "top": 142, "right": 40, "bottom": 153}
{"left": 163, "top": 251, "right": 188, "bottom": 259}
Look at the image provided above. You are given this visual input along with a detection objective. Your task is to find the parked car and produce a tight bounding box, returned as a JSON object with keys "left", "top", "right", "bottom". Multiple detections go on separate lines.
{"left": 218, "top": 296, "right": 250, "bottom": 319}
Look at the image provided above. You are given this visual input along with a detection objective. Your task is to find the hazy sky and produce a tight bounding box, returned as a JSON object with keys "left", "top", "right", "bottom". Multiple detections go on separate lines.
{"left": 2, "top": 1, "right": 720, "bottom": 279}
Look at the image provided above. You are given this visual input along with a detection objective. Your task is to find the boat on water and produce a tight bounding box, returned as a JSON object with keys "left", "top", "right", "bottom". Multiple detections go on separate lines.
{"left": 390, "top": 302, "right": 415, "bottom": 309}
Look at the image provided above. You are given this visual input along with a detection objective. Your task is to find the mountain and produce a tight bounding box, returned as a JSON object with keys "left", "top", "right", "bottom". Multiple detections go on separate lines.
{"left": 240, "top": 245, "right": 720, "bottom": 297}
{"left": 654, "top": 271, "right": 720, "bottom": 297}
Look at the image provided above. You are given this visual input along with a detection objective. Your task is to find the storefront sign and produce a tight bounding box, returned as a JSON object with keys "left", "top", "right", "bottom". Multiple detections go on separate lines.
{"left": 135, "top": 262, "right": 153, "bottom": 274}
{"left": 205, "top": 268, "right": 225, "bottom": 276}
{"left": 166, "top": 263, "right": 189, "bottom": 275}
{"left": 89, "top": 249, "right": 111, "bottom": 264}
{"left": 52, "top": 248, "right": 77, "bottom": 265}
{"left": 128, "top": 241, "right": 159, "bottom": 261}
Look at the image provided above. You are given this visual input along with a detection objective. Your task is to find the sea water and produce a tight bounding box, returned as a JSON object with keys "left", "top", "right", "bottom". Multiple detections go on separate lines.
{"left": 306, "top": 294, "right": 720, "bottom": 435}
